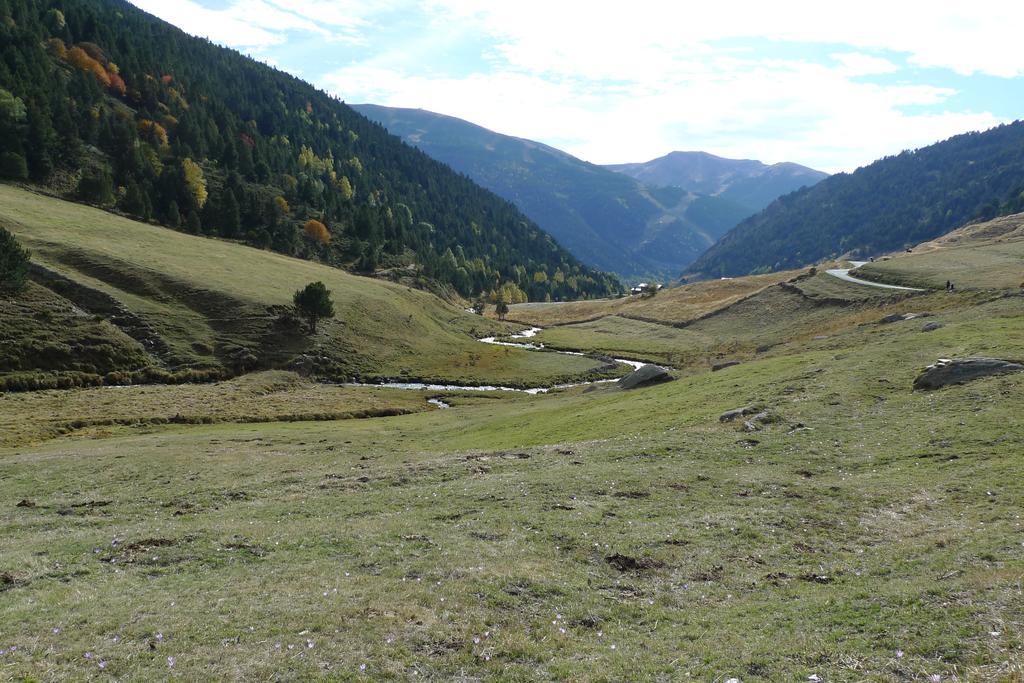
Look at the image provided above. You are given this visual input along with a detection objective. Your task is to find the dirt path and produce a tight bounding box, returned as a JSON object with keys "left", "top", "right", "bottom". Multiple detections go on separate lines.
{"left": 825, "top": 261, "right": 925, "bottom": 291}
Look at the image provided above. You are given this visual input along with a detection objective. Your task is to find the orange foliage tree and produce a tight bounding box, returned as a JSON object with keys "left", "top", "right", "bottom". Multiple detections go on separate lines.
{"left": 138, "top": 119, "right": 169, "bottom": 148}
{"left": 66, "top": 46, "right": 110, "bottom": 88}
{"left": 107, "top": 71, "right": 126, "bottom": 96}
{"left": 304, "top": 219, "right": 330, "bottom": 244}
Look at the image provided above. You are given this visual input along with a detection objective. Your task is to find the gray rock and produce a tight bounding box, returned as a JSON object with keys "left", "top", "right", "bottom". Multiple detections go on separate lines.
{"left": 711, "top": 360, "right": 741, "bottom": 372}
{"left": 618, "top": 364, "right": 672, "bottom": 390}
{"left": 913, "top": 357, "right": 1024, "bottom": 390}
{"left": 921, "top": 321, "right": 944, "bottom": 332}
{"left": 880, "top": 312, "right": 932, "bottom": 324}
{"left": 720, "top": 405, "right": 760, "bottom": 422}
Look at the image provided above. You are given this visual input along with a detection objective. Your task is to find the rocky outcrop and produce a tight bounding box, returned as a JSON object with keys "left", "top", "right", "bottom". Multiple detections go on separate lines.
{"left": 921, "top": 322, "right": 944, "bottom": 332}
{"left": 719, "top": 405, "right": 760, "bottom": 422}
{"left": 618, "top": 364, "right": 672, "bottom": 390}
{"left": 913, "top": 357, "right": 1024, "bottom": 390}
{"left": 712, "top": 360, "right": 741, "bottom": 372}
{"left": 879, "top": 312, "right": 931, "bottom": 324}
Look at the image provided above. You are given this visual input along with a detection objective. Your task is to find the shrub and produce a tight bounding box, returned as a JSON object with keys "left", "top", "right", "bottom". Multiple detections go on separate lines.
{"left": 0, "top": 227, "right": 30, "bottom": 292}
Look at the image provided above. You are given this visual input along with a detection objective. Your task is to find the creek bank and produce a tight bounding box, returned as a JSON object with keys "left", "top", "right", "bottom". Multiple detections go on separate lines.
{"left": 345, "top": 325, "right": 665, "bottom": 396}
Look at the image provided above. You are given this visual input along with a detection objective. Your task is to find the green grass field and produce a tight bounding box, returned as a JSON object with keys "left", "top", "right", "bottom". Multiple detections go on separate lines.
{"left": 3, "top": 285, "right": 1023, "bottom": 679}
{"left": 3, "top": 188, "right": 1024, "bottom": 680}
{"left": 0, "top": 186, "right": 613, "bottom": 388}
{"left": 532, "top": 279, "right": 922, "bottom": 369}
{"left": 854, "top": 212, "right": 1024, "bottom": 291}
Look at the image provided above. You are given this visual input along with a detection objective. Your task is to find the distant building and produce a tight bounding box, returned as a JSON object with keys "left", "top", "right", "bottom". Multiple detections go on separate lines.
{"left": 630, "top": 282, "right": 663, "bottom": 295}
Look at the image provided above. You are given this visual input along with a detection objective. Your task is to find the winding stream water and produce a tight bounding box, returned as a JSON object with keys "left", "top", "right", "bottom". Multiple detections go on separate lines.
{"left": 344, "top": 326, "right": 650, "bottom": 401}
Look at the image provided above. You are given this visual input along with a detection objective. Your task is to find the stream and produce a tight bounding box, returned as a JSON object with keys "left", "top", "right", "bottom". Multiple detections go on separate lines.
{"left": 344, "top": 326, "right": 649, "bottom": 402}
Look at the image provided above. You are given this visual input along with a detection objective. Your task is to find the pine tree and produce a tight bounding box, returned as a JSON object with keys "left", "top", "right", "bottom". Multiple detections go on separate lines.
{"left": 293, "top": 281, "right": 335, "bottom": 334}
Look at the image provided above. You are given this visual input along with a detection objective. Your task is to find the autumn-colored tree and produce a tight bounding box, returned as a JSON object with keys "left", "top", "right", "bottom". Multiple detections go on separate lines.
{"left": 46, "top": 38, "right": 67, "bottom": 59}
{"left": 66, "top": 46, "right": 110, "bottom": 88}
{"left": 181, "top": 158, "right": 208, "bottom": 209}
{"left": 46, "top": 8, "right": 66, "bottom": 31}
{"left": 304, "top": 219, "right": 330, "bottom": 244}
{"left": 336, "top": 175, "right": 354, "bottom": 201}
{"left": 107, "top": 71, "right": 126, "bottom": 96}
{"left": 274, "top": 196, "right": 290, "bottom": 214}
{"left": 138, "top": 120, "right": 169, "bottom": 148}
{"left": 77, "top": 42, "right": 106, "bottom": 62}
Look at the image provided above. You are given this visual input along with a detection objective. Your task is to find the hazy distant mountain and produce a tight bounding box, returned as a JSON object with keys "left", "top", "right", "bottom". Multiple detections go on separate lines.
{"left": 605, "top": 151, "right": 828, "bottom": 213}
{"left": 354, "top": 104, "right": 753, "bottom": 281}
{"left": 685, "top": 122, "right": 1024, "bottom": 278}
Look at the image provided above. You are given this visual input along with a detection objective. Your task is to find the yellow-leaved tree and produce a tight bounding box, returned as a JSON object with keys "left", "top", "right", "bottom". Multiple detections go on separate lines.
{"left": 304, "top": 219, "right": 331, "bottom": 244}
{"left": 181, "top": 158, "right": 207, "bottom": 209}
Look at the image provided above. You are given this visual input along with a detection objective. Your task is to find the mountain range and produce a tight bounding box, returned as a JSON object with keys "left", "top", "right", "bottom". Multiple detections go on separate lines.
{"left": 687, "top": 121, "right": 1024, "bottom": 277}
{"left": 353, "top": 105, "right": 826, "bottom": 281}
{"left": 604, "top": 151, "right": 828, "bottom": 214}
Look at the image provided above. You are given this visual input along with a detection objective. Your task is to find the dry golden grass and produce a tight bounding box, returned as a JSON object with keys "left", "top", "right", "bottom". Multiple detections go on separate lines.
{"left": 503, "top": 270, "right": 804, "bottom": 327}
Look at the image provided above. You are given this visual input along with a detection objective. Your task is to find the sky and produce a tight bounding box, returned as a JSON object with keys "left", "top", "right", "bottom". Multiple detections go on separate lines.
{"left": 127, "top": 0, "right": 1023, "bottom": 173}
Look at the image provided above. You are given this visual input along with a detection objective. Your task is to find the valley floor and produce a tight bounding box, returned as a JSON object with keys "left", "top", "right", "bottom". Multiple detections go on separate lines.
{"left": 3, "top": 259, "right": 1023, "bottom": 680}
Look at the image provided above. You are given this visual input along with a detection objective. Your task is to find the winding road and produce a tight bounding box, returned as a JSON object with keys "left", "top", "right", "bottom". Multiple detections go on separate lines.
{"left": 825, "top": 261, "right": 925, "bottom": 291}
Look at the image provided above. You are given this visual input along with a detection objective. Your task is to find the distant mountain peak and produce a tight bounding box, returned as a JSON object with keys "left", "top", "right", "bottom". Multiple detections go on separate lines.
{"left": 354, "top": 104, "right": 827, "bottom": 281}
{"left": 605, "top": 152, "right": 828, "bottom": 214}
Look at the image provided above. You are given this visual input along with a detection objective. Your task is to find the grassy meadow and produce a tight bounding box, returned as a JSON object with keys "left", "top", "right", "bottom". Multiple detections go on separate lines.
{"left": 505, "top": 271, "right": 800, "bottom": 327}
{"left": 855, "top": 212, "right": 1024, "bottom": 291}
{"left": 0, "top": 186, "right": 614, "bottom": 389}
{"left": 2, "top": 190, "right": 1024, "bottom": 680}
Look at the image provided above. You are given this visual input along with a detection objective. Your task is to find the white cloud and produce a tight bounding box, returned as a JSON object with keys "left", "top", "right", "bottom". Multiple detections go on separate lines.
{"left": 427, "top": 0, "right": 1024, "bottom": 78}
{"left": 128, "top": 0, "right": 375, "bottom": 49}
{"left": 132, "top": 0, "right": 1019, "bottom": 171}
{"left": 327, "top": 50, "right": 999, "bottom": 172}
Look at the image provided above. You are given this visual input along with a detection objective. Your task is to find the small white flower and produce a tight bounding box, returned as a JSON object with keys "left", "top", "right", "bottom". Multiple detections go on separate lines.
{"left": 896, "top": 649, "right": 904, "bottom": 658}
{"left": 166, "top": 656, "right": 176, "bottom": 668}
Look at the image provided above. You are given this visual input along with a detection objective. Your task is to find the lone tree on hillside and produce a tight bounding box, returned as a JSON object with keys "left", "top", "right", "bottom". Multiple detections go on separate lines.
{"left": 0, "top": 227, "right": 30, "bottom": 293}
{"left": 495, "top": 299, "right": 509, "bottom": 320}
{"left": 293, "top": 281, "right": 335, "bottom": 334}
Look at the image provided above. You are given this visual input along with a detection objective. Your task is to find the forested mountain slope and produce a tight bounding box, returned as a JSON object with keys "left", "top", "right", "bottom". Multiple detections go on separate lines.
{"left": 0, "top": 0, "right": 618, "bottom": 302}
{"left": 686, "top": 122, "right": 1024, "bottom": 277}
{"left": 605, "top": 151, "right": 827, "bottom": 214}
{"left": 353, "top": 104, "right": 752, "bottom": 281}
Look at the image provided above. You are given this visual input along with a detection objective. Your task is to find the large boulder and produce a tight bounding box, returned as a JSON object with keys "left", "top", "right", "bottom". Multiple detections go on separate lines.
{"left": 618, "top": 364, "right": 672, "bottom": 390}
{"left": 913, "top": 357, "right": 1023, "bottom": 390}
